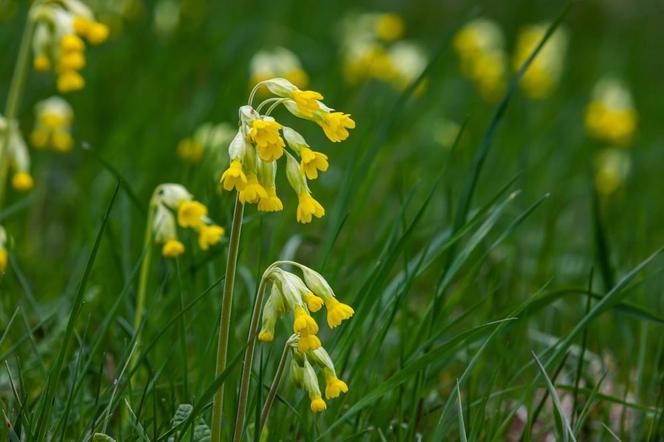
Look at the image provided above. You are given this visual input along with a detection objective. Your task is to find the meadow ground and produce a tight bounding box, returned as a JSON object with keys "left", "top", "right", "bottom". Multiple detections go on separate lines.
{"left": 0, "top": 0, "right": 663, "bottom": 440}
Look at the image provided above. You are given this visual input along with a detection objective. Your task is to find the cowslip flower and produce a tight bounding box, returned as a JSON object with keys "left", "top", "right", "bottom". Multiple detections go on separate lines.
{"left": 453, "top": 18, "right": 507, "bottom": 102}
{"left": 0, "top": 226, "right": 8, "bottom": 274}
{"left": 31, "top": 96, "right": 74, "bottom": 152}
{"left": 219, "top": 77, "right": 354, "bottom": 222}
{"left": 30, "top": 0, "right": 109, "bottom": 93}
{"left": 256, "top": 261, "right": 352, "bottom": 414}
{"left": 249, "top": 47, "right": 308, "bottom": 90}
{"left": 513, "top": 24, "right": 568, "bottom": 100}
{"left": 151, "top": 184, "right": 224, "bottom": 257}
{"left": 585, "top": 77, "right": 637, "bottom": 146}
{"left": 1, "top": 117, "right": 34, "bottom": 192}
{"left": 594, "top": 148, "right": 631, "bottom": 196}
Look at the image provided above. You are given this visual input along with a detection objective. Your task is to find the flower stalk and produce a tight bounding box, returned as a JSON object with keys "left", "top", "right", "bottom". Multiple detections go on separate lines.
{"left": 211, "top": 194, "right": 244, "bottom": 442}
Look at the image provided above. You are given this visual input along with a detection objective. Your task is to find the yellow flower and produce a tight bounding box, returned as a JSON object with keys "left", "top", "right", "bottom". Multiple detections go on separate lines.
{"left": 325, "top": 298, "right": 354, "bottom": 328}
{"left": 57, "top": 71, "right": 85, "bottom": 93}
{"left": 59, "top": 52, "right": 86, "bottom": 71}
{"left": 585, "top": 103, "right": 636, "bottom": 146}
{"left": 317, "top": 112, "right": 355, "bottom": 142}
{"left": 297, "top": 192, "right": 325, "bottom": 224}
{"left": 291, "top": 90, "right": 323, "bottom": 117}
{"left": 293, "top": 306, "right": 319, "bottom": 335}
{"left": 0, "top": 248, "right": 7, "bottom": 273}
{"left": 52, "top": 130, "right": 73, "bottom": 152}
{"left": 249, "top": 119, "right": 285, "bottom": 161}
{"left": 33, "top": 54, "right": 51, "bottom": 71}
{"left": 302, "top": 292, "right": 324, "bottom": 312}
{"left": 239, "top": 174, "right": 268, "bottom": 204}
{"left": 198, "top": 224, "right": 225, "bottom": 251}
{"left": 12, "top": 172, "right": 33, "bottom": 192}
{"left": 257, "top": 187, "right": 283, "bottom": 212}
{"left": 162, "top": 239, "right": 185, "bottom": 258}
{"left": 177, "top": 138, "right": 205, "bottom": 163}
{"left": 258, "top": 331, "right": 274, "bottom": 342}
{"left": 310, "top": 395, "right": 327, "bottom": 413}
{"left": 375, "top": 13, "right": 404, "bottom": 42}
{"left": 177, "top": 200, "right": 207, "bottom": 228}
{"left": 298, "top": 334, "right": 321, "bottom": 352}
{"left": 325, "top": 375, "right": 349, "bottom": 399}
{"left": 87, "top": 22, "right": 110, "bottom": 45}
{"left": 60, "top": 34, "right": 85, "bottom": 52}
{"left": 220, "top": 159, "right": 248, "bottom": 191}
{"left": 300, "top": 147, "right": 329, "bottom": 180}
{"left": 285, "top": 68, "right": 309, "bottom": 89}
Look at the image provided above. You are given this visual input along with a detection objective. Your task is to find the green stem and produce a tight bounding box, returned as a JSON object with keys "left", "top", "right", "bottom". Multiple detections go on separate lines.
{"left": 260, "top": 341, "right": 290, "bottom": 430}
{"left": 232, "top": 274, "right": 270, "bottom": 442}
{"left": 1, "top": 7, "right": 36, "bottom": 207}
{"left": 129, "top": 203, "right": 155, "bottom": 385}
{"left": 211, "top": 194, "right": 244, "bottom": 442}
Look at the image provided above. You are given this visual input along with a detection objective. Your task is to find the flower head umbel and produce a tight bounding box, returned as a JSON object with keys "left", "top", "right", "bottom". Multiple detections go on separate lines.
{"left": 31, "top": 96, "right": 74, "bottom": 152}
{"left": 219, "top": 77, "right": 355, "bottom": 222}
{"left": 1, "top": 117, "right": 34, "bottom": 193}
{"left": 585, "top": 77, "right": 637, "bottom": 146}
{"left": 30, "top": 0, "right": 109, "bottom": 93}
{"left": 339, "top": 13, "right": 427, "bottom": 91}
{"left": 150, "top": 184, "right": 224, "bottom": 257}
{"left": 453, "top": 18, "right": 507, "bottom": 102}
{"left": 512, "top": 23, "right": 568, "bottom": 100}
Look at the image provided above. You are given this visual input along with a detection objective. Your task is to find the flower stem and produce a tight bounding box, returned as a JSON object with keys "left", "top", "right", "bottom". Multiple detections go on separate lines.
{"left": 260, "top": 341, "right": 290, "bottom": 430}
{"left": 0, "top": 8, "right": 36, "bottom": 206}
{"left": 129, "top": 203, "right": 155, "bottom": 386}
{"left": 232, "top": 273, "right": 270, "bottom": 442}
{"left": 211, "top": 194, "right": 244, "bottom": 442}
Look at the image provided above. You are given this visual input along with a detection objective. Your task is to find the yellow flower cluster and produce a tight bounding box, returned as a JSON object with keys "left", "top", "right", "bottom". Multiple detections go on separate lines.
{"left": 249, "top": 47, "right": 309, "bottom": 92}
{"left": 31, "top": 96, "right": 74, "bottom": 152}
{"left": 150, "top": 184, "right": 225, "bottom": 257}
{"left": 340, "top": 12, "right": 427, "bottom": 91}
{"left": 258, "top": 264, "right": 353, "bottom": 412}
{"left": 219, "top": 78, "right": 355, "bottom": 223}
{"left": 453, "top": 18, "right": 508, "bottom": 102}
{"left": 177, "top": 122, "right": 235, "bottom": 164}
{"left": 31, "top": 0, "right": 109, "bottom": 93}
{"left": 585, "top": 77, "right": 637, "bottom": 146}
{"left": 512, "top": 24, "right": 568, "bottom": 100}
{"left": 1, "top": 116, "right": 34, "bottom": 192}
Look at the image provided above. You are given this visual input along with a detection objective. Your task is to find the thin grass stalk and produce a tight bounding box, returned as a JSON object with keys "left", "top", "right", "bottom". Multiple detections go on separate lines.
{"left": 260, "top": 340, "right": 290, "bottom": 429}
{"left": 233, "top": 275, "right": 269, "bottom": 441}
{"left": 211, "top": 194, "right": 244, "bottom": 442}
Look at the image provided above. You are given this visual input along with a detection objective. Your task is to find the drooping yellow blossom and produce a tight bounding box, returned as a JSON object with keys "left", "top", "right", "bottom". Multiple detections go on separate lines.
{"left": 258, "top": 330, "right": 274, "bottom": 342}
{"left": 0, "top": 226, "right": 7, "bottom": 273}
{"left": 221, "top": 159, "right": 248, "bottom": 192}
{"left": 197, "top": 224, "right": 225, "bottom": 251}
{"left": 291, "top": 90, "right": 323, "bottom": 117}
{"left": 325, "top": 298, "right": 355, "bottom": 328}
{"left": 162, "top": 239, "right": 185, "bottom": 257}
{"left": 257, "top": 187, "right": 284, "bottom": 212}
{"left": 31, "top": 96, "right": 75, "bottom": 152}
{"left": 594, "top": 148, "right": 631, "bottom": 196}
{"left": 310, "top": 395, "right": 327, "bottom": 413}
{"left": 513, "top": 24, "right": 568, "bottom": 100}
{"left": 12, "top": 172, "right": 34, "bottom": 192}
{"left": 249, "top": 119, "right": 285, "bottom": 161}
{"left": 293, "top": 306, "right": 319, "bottom": 335}
{"left": 302, "top": 292, "right": 324, "bottom": 312}
{"left": 299, "top": 148, "right": 329, "bottom": 180}
{"left": 177, "top": 200, "right": 207, "bottom": 228}
{"left": 239, "top": 174, "right": 268, "bottom": 204}
{"left": 585, "top": 77, "right": 637, "bottom": 146}
{"left": 72, "top": 16, "right": 109, "bottom": 45}
{"left": 298, "top": 334, "right": 322, "bottom": 352}
{"left": 453, "top": 18, "right": 507, "bottom": 102}
{"left": 297, "top": 192, "right": 325, "bottom": 224}
{"left": 325, "top": 375, "right": 349, "bottom": 399}
{"left": 317, "top": 112, "right": 356, "bottom": 143}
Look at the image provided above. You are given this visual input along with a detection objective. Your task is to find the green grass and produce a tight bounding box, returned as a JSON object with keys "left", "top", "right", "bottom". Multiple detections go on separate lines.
{"left": 1, "top": 0, "right": 663, "bottom": 440}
